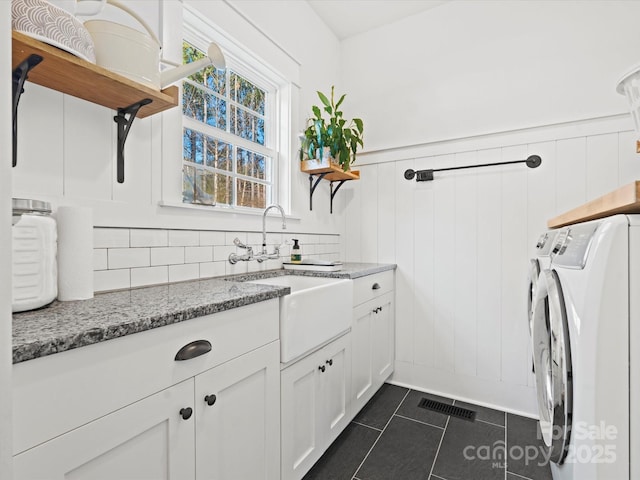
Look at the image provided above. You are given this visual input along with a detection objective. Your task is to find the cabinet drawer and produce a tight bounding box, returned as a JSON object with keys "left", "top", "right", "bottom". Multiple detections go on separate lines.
{"left": 353, "top": 270, "right": 394, "bottom": 306}
{"left": 13, "top": 299, "right": 279, "bottom": 455}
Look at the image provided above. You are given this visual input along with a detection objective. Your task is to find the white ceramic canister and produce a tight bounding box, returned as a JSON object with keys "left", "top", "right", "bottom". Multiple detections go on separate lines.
{"left": 12, "top": 198, "right": 58, "bottom": 312}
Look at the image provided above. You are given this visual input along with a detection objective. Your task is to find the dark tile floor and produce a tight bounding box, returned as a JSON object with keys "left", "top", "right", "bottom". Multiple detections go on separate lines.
{"left": 303, "top": 383, "right": 552, "bottom": 480}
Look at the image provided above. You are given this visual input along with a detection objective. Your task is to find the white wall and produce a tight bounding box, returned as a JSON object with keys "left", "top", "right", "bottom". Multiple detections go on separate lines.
{"left": 12, "top": 0, "right": 345, "bottom": 239}
{"left": 1, "top": 1, "right": 13, "bottom": 476}
{"left": 339, "top": 0, "right": 640, "bottom": 415}
{"left": 340, "top": 0, "right": 640, "bottom": 152}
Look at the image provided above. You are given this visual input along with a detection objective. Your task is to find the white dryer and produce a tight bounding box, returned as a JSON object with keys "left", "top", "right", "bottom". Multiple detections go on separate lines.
{"left": 531, "top": 214, "right": 640, "bottom": 480}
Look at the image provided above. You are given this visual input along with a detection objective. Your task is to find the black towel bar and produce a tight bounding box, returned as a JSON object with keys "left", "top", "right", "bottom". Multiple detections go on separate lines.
{"left": 404, "top": 154, "right": 541, "bottom": 182}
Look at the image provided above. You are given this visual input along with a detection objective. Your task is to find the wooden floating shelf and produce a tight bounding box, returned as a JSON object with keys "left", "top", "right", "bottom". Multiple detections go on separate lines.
{"left": 548, "top": 180, "right": 640, "bottom": 228}
{"left": 300, "top": 159, "right": 360, "bottom": 181}
{"left": 12, "top": 31, "right": 178, "bottom": 118}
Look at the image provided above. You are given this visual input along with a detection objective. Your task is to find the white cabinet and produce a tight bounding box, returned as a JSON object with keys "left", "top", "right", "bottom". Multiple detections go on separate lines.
{"left": 281, "top": 333, "right": 351, "bottom": 480}
{"left": 195, "top": 341, "right": 280, "bottom": 480}
{"left": 13, "top": 300, "right": 280, "bottom": 480}
{"left": 14, "top": 379, "right": 196, "bottom": 480}
{"left": 351, "top": 271, "right": 395, "bottom": 415}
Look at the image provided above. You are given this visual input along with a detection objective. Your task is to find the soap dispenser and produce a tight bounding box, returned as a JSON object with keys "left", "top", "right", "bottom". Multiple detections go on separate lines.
{"left": 291, "top": 239, "right": 302, "bottom": 263}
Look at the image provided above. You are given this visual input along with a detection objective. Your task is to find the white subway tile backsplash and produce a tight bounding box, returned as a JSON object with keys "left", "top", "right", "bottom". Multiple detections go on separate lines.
{"left": 92, "top": 227, "right": 341, "bottom": 292}
{"left": 169, "top": 230, "right": 199, "bottom": 246}
{"left": 151, "top": 247, "right": 185, "bottom": 266}
{"left": 213, "top": 245, "right": 236, "bottom": 262}
{"left": 169, "top": 263, "right": 199, "bottom": 283}
{"left": 199, "top": 261, "right": 226, "bottom": 279}
{"left": 131, "top": 266, "right": 168, "bottom": 288}
{"left": 185, "top": 246, "right": 213, "bottom": 263}
{"left": 94, "top": 269, "right": 130, "bottom": 292}
{"left": 200, "top": 231, "right": 226, "bottom": 246}
{"left": 93, "top": 249, "right": 107, "bottom": 271}
{"left": 226, "top": 231, "right": 246, "bottom": 246}
{"left": 130, "top": 229, "right": 168, "bottom": 247}
{"left": 94, "top": 228, "right": 129, "bottom": 248}
{"left": 108, "top": 248, "right": 150, "bottom": 269}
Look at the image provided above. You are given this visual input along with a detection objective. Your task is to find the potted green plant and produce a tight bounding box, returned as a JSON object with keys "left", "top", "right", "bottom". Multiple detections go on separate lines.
{"left": 300, "top": 86, "right": 364, "bottom": 172}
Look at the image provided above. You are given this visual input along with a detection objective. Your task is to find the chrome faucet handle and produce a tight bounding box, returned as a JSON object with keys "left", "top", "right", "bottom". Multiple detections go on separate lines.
{"left": 233, "top": 237, "right": 249, "bottom": 249}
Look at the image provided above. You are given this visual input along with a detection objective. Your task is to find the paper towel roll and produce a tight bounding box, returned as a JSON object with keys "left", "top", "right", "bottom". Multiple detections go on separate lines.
{"left": 56, "top": 206, "right": 94, "bottom": 301}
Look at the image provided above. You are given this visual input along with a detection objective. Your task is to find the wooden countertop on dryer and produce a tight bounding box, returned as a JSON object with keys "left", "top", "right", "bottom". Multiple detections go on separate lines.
{"left": 548, "top": 181, "right": 640, "bottom": 228}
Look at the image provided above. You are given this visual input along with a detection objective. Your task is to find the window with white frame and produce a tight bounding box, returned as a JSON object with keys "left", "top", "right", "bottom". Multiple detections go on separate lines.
{"left": 181, "top": 37, "right": 279, "bottom": 210}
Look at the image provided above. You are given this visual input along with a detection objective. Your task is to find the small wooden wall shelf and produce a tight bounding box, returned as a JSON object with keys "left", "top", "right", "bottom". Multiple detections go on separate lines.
{"left": 12, "top": 31, "right": 178, "bottom": 118}
{"left": 300, "top": 158, "right": 360, "bottom": 213}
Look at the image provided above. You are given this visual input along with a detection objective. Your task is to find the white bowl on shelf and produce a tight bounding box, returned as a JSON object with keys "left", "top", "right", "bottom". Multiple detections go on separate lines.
{"left": 12, "top": 0, "right": 96, "bottom": 63}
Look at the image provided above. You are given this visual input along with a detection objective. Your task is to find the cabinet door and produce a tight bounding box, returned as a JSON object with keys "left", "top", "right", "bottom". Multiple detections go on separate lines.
{"left": 320, "top": 333, "right": 351, "bottom": 446}
{"left": 372, "top": 292, "right": 394, "bottom": 386}
{"left": 14, "top": 379, "right": 195, "bottom": 480}
{"left": 195, "top": 341, "right": 280, "bottom": 480}
{"left": 351, "top": 302, "right": 375, "bottom": 415}
{"left": 280, "top": 346, "right": 323, "bottom": 480}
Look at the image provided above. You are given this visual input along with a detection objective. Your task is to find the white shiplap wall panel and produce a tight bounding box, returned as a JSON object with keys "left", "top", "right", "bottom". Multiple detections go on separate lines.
{"left": 475, "top": 148, "right": 502, "bottom": 382}
{"left": 348, "top": 119, "right": 640, "bottom": 415}
{"left": 395, "top": 159, "right": 416, "bottom": 364}
{"left": 377, "top": 162, "right": 396, "bottom": 264}
{"left": 432, "top": 155, "right": 456, "bottom": 373}
{"left": 14, "top": 85, "right": 64, "bottom": 197}
{"left": 500, "top": 145, "right": 529, "bottom": 387}
{"left": 453, "top": 152, "right": 478, "bottom": 377}
{"left": 619, "top": 131, "right": 640, "bottom": 184}
{"left": 63, "top": 97, "right": 112, "bottom": 199}
{"left": 413, "top": 174, "right": 434, "bottom": 367}
{"left": 556, "top": 137, "right": 587, "bottom": 214}
{"left": 360, "top": 165, "right": 379, "bottom": 262}
{"left": 586, "top": 133, "right": 619, "bottom": 201}
{"left": 344, "top": 177, "right": 363, "bottom": 263}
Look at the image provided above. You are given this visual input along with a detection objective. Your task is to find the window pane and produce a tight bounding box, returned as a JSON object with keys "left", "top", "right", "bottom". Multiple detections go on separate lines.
{"left": 194, "top": 169, "right": 216, "bottom": 205}
{"left": 183, "top": 128, "right": 204, "bottom": 165}
{"left": 237, "top": 148, "right": 268, "bottom": 180}
{"left": 205, "top": 137, "right": 232, "bottom": 170}
{"left": 230, "top": 72, "right": 265, "bottom": 115}
{"left": 236, "top": 179, "right": 267, "bottom": 209}
{"left": 230, "top": 105, "right": 265, "bottom": 145}
{"left": 205, "top": 94, "right": 226, "bottom": 129}
{"left": 214, "top": 173, "right": 232, "bottom": 205}
{"left": 182, "top": 164, "right": 195, "bottom": 203}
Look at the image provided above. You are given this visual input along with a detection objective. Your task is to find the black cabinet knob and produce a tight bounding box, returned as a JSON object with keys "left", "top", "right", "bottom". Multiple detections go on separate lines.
{"left": 372, "top": 283, "right": 381, "bottom": 290}
{"left": 205, "top": 394, "right": 217, "bottom": 406}
{"left": 318, "top": 365, "right": 326, "bottom": 373}
{"left": 179, "top": 407, "right": 193, "bottom": 420}
{"left": 326, "top": 359, "right": 333, "bottom": 366}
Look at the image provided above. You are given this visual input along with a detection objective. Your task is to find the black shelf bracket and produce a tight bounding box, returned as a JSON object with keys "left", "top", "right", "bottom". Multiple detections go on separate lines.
{"left": 330, "top": 180, "right": 348, "bottom": 214}
{"left": 12, "top": 54, "right": 43, "bottom": 168}
{"left": 308, "top": 173, "right": 328, "bottom": 211}
{"left": 404, "top": 154, "right": 542, "bottom": 182}
{"left": 114, "top": 98, "right": 152, "bottom": 183}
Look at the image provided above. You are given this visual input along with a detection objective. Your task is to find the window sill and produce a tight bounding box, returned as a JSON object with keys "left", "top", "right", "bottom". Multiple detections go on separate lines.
{"left": 158, "top": 201, "right": 300, "bottom": 220}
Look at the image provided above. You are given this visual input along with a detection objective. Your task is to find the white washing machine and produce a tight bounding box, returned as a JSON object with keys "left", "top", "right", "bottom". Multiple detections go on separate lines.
{"left": 531, "top": 214, "right": 640, "bottom": 480}
{"left": 527, "top": 230, "right": 559, "bottom": 338}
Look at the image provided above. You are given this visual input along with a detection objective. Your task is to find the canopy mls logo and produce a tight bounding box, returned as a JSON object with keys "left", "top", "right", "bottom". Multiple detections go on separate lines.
{"left": 462, "top": 421, "right": 618, "bottom": 467}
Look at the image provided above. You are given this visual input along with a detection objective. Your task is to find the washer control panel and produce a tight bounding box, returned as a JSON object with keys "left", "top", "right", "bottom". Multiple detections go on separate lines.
{"left": 551, "top": 223, "right": 599, "bottom": 269}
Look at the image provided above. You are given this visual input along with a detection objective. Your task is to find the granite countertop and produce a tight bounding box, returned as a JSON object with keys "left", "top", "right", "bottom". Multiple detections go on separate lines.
{"left": 13, "top": 262, "right": 396, "bottom": 364}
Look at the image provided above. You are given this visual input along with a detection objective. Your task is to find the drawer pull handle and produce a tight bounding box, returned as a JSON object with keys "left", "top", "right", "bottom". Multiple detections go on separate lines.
{"left": 180, "top": 407, "right": 193, "bottom": 420}
{"left": 372, "top": 283, "right": 381, "bottom": 290}
{"left": 175, "top": 340, "right": 212, "bottom": 361}
{"left": 318, "top": 365, "right": 326, "bottom": 373}
{"left": 205, "top": 394, "right": 217, "bottom": 406}
{"left": 326, "top": 359, "right": 333, "bottom": 366}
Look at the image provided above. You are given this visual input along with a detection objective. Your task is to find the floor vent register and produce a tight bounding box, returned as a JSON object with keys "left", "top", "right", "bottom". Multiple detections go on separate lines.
{"left": 417, "top": 398, "right": 476, "bottom": 422}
